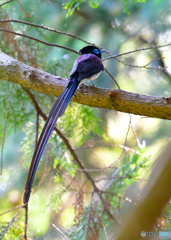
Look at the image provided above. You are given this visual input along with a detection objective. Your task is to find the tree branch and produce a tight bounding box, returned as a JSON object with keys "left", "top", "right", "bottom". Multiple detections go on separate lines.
{"left": 0, "top": 51, "right": 170, "bottom": 120}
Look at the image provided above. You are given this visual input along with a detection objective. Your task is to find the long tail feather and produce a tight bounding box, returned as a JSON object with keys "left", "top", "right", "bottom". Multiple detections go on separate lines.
{"left": 23, "top": 78, "right": 79, "bottom": 203}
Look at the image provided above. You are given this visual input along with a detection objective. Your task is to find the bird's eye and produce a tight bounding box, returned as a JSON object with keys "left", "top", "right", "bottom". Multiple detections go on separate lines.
{"left": 94, "top": 49, "right": 99, "bottom": 54}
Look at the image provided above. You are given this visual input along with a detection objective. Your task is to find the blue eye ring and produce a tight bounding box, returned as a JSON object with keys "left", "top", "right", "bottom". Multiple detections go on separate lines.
{"left": 94, "top": 48, "right": 105, "bottom": 54}
{"left": 94, "top": 48, "right": 99, "bottom": 54}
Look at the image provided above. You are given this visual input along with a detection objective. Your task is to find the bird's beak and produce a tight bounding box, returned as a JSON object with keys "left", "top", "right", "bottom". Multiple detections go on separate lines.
{"left": 99, "top": 49, "right": 105, "bottom": 53}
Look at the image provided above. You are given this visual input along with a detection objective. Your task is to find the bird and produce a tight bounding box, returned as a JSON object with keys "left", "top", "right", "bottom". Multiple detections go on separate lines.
{"left": 23, "top": 45, "right": 104, "bottom": 204}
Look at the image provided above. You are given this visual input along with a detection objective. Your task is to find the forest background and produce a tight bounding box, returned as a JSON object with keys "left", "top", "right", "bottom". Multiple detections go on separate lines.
{"left": 0, "top": 0, "right": 171, "bottom": 239}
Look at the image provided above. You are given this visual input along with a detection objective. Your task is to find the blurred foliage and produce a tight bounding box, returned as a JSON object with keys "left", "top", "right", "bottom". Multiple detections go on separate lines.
{"left": 122, "top": 0, "right": 147, "bottom": 14}
{"left": 63, "top": 0, "right": 147, "bottom": 16}
{"left": 0, "top": 0, "right": 171, "bottom": 239}
{"left": 63, "top": 0, "right": 100, "bottom": 16}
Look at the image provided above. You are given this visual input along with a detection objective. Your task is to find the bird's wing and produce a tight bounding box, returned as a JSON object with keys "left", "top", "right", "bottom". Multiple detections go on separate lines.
{"left": 70, "top": 53, "right": 104, "bottom": 81}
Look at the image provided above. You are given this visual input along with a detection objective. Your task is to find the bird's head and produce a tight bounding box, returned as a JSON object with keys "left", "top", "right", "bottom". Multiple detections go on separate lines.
{"left": 79, "top": 45, "right": 104, "bottom": 59}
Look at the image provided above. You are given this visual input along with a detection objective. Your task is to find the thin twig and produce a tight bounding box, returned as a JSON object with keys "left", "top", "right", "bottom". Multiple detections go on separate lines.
{"left": 86, "top": 192, "right": 94, "bottom": 238}
{"left": 130, "top": 118, "right": 146, "bottom": 149}
{"left": 0, "top": 83, "right": 14, "bottom": 175}
{"left": 103, "top": 224, "right": 109, "bottom": 240}
{"left": 60, "top": 176, "right": 77, "bottom": 197}
{"left": 0, "top": 0, "right": 13, "bottom": 7}
{"left": 51, "top": 223, "right": 69, "bottom": 239}
{"left": 103, "top": 42, "right": 171, "bottom": 60}
{"left": 0, "top": 208, "right": 22, "bottom": 239}
{"left": 15, "top": 0, "right": 30, "bottom": 18}
{"left": 0, "top": 19, "right": 91, "bottom": 45}
{"left": 74, "top": 189, "right": 132, "bottom": 203}
{"left": 24, "top": 203, "right": 28, "bottom": 240}
{"left": 75, "top": 143, "right": 150, "bottom": 161}
{"left": 0, "top": 28, "right": 78, "bottom": 54}
{"left": 142, "top": 56, "right": 166, "bottom": 67}
{"left": 0, "top": 204, "right": 26, "bottom": 216}
{"left": 77, "top": 117, "right": 132, "bottom": 173}
{"left": 101, "top": 190, "right": 133, "bottom": 203}
{"left": 104, "top": 68, "right": 120, "bottom": 89}
{"left": 115, "top": 56, "right": 167, "bottom": 71}
{"left": 95, "top": 176, "right": 147, "bottom": 183}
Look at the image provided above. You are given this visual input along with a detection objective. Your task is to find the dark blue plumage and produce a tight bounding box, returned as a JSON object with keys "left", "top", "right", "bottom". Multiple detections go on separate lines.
{"left": 23, "top": 45, "right": 104, "bottom": 204}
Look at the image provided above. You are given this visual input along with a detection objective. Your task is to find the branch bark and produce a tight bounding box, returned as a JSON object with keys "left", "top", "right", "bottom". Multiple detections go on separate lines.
{"left": 0, "top": 51, "right": 171, "bottom": 120}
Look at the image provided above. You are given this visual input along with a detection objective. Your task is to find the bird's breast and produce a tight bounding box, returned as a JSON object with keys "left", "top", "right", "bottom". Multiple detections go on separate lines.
{"left": 79, "top": 71, "right": 102, "bottom": 84}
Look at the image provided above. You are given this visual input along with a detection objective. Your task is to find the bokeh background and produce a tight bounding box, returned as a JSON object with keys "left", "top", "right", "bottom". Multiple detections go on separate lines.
{"left": 0, "top": 0, "right": 171, "bottom": 239}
